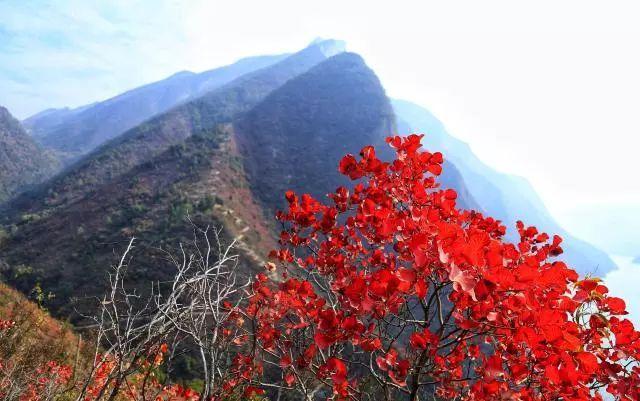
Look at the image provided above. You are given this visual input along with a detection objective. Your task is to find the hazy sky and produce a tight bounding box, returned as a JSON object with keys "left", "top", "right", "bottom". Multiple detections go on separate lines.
{"left": 1, "top": 0, "right": 639, "bottom": 257}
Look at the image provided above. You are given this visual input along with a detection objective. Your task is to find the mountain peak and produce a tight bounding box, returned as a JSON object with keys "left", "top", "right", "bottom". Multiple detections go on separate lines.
{"left": 0, "top": 105, "right": 12, "bottom": 119}
{"left": 0, "top": 106, "right": 21, "bottom": 132}
{"left": 235, "top": 49, "right": 394, "bottom": 214}
{"left": 307, "top": 38, "right": 346, "bottom": 58}
{"left": 167, "top": 70, "right": 196, "bottom": 79}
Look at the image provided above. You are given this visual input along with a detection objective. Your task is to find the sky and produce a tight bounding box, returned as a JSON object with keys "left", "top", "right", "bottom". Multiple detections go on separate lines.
{"left": 1, "top": 1, "right": 639, "bottom": 256}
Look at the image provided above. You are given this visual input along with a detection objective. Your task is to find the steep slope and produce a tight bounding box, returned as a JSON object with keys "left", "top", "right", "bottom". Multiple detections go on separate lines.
{"left": 392, "top": 99, "right": 615, "bottom": 275}
{"left": 235, "top": 52, "right": 395, "bottom": 215}
{"left": 0, "top": 126, "right": 272, "bottom": 317}
{"left": 4, "top": 40, "right": 345, "bottom": 219}
{"left": 0, "top": 107, "right": 59, "bottom": 203}
{"left": 23, "top": 54, "right": 289, "bottom": 162}
{"left": 0, "top": 40, "right": 346, "bottom": 318}
{"left": 0, "top": 282, "right": 83, "bottom": 379}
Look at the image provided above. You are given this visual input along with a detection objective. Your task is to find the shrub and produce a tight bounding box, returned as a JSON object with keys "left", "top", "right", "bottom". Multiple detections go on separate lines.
{"left": 241, "top": 135, "right": 640, "bottom": 400}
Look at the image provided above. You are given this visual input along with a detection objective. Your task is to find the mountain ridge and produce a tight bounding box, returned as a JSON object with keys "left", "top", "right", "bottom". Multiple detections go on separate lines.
{"left": 4, "top": 40, "right": 343, "bottom": 219}
{"left": 0, "top": 40, "right": 351, "bottom": 318}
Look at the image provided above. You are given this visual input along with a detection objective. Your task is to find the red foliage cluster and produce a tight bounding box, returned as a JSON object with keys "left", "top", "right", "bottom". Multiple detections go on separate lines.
{"left": 0, "top": 338, "right": 199, "bottom": 401}
{"left": 0, "top": 319, "right": 15, "bottom": 331}
{"left": 244, "top": 135, "right": 640, "bottom": 400}
{"left": 18, "top": 361, "right": 72, "bottom": 401}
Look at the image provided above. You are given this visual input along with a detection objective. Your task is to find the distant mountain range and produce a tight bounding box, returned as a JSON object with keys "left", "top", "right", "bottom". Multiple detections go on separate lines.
{"left": 23, "top": 53, "right": 289, "bottom": 163}
{"left": 0, "top": 39, "right": 615, "bottom": 319}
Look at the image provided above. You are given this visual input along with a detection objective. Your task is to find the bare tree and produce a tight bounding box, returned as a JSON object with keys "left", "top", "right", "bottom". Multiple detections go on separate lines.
{"left": 72, "top": 223, "right": 251, "bottom": 401}
{"left": 0, "top": 222, "right": 253, "bottom": 401}
{"left": 154, "top": 224, "right": 251, "bottom": 400}
{"left": 73, "top": 237, "right": 176, "bottom": 401}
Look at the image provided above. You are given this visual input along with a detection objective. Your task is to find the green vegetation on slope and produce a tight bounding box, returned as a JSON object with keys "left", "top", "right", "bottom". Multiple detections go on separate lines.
{"left": 0, "top": 107, "right": 59, "bottom": 204}
{"left": 0, "top": 125, "right": 271, "bottom": 318}
{"left": 0, "top": 40, "right": 345, "bottom": 321}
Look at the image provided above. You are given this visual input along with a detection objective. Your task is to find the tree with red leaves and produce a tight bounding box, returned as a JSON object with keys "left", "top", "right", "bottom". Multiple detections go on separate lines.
{"left": 243, "top": 135, "right": 640, "bottom": 400}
